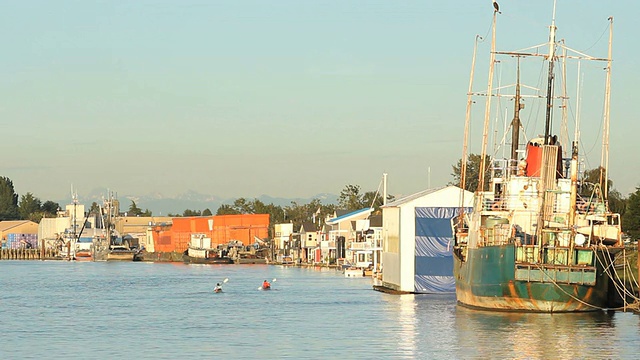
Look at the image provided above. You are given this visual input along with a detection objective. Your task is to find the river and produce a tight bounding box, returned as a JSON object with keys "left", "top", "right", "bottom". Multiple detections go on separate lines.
{"left": 1, "top": 261, "right": 638, "bottom": 359}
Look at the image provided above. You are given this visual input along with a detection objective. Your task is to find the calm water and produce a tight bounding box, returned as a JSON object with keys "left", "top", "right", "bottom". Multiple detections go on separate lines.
{"left": 1, "top": 261, "right": 639, "bottom": 359}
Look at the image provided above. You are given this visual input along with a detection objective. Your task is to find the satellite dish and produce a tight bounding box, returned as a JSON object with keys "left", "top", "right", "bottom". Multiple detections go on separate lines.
{"left": 575, "top": 233, "right": 586, "bottom": 246}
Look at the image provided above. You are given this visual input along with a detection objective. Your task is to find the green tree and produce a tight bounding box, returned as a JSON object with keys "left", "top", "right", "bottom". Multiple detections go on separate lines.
{"left": 88, "top": 202, "right": 101, "bottom": 216}
{"left": 608, "top": 189, "right": 627, "bottom": 217}
{"left": 202, "top": 208, "right": 212, "bottom": 216}
{"left": 41, "top": 200, "right": 61, "bottom": 218}
{"left": 450, "top": 153, "right": 491, "bottom": 191}
{"left": 283, "top": 201, "right": 306, "bottom": 228}
{"left": 362, "top": 191, "right": 395, "bottom": 214}
{"left": 580, "top": 167, "right": 626, "bottom": 214}
{"left": 338, "top": 184, "right": 365, "bottom": 211}
{"left": 622, "top": 187, "right": 640, "bottom": 240}
{"left": 232, "top": 198, "right": 254, "bottom": 214}
{"left": 0, "top": 177, "right": 19, "bottom": 220}
{"left": 183, "top": 209, "right": 202, "bottom": 216}
{"left": 18, "top": 192, "right": 42, "bottom": 221}
{"left": 128, "top": 200, "right": 143, "bottom": 216}
{"left": 216, "top": 204, "right": 239, "bottom": 215}
{"left": 127, "top": 200, "right": 152, "bottom": 216}
{"left": 216, "top": 199, "right": 285, "bottom": 238}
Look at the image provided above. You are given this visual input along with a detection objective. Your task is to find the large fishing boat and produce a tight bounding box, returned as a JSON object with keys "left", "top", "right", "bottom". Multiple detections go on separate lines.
{"left": 453, "top": 2, "right": 625, "bottom": 312}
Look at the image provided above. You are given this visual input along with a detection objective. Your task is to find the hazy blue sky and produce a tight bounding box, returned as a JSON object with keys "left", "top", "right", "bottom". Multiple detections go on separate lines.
{"left": 2, "top": 0, "right": 639, "bottom": 203}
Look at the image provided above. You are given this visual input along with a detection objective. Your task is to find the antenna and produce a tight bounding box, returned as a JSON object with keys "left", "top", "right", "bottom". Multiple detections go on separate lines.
{"left": 382, "top": 173, "right": 388, "bottom": 206}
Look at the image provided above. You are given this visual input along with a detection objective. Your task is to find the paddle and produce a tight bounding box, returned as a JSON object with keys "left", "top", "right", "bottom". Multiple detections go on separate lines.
{"left": 258, "top": 278, "right": 277, "bottom": 291}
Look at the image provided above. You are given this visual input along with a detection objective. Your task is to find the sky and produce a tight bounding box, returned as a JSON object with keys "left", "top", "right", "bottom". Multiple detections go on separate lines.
{"left": 1, "top": 0, "right": 639, "bottom": 204}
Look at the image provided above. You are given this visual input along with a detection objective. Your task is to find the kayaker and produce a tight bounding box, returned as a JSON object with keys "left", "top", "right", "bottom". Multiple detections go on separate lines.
{"left": 214, "top": 283, "right": 222, "bottom": 293}
{"left": 262, "top": 280, "right": 270, "bottom": 289}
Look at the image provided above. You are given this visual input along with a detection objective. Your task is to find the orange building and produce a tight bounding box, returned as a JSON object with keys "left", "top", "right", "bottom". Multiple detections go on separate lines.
{"left": 153, "top": 214, "right": 269, "bottom": 253}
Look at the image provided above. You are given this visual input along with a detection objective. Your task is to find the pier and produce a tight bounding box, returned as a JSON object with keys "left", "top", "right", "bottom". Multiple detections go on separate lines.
{"left": 0, "top": 248, "right": 59, "bottom": 260}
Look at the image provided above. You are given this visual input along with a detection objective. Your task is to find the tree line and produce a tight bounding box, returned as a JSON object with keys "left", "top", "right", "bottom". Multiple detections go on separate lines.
{"left": 0, "top": 176, "right": 393, "bottom": 237}
{"left": 4, "top": 159, "right": 639, "bottom": 241}
{"left": 0, "top": 177, "right": 61, "bottom": 223}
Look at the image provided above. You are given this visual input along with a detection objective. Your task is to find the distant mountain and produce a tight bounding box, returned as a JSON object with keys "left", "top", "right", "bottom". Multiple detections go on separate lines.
{"left": 56, "top": 189, "right": 339, "bottom": 216}
{"left": 253, "top": 193, "right": 339, "bottom": 207}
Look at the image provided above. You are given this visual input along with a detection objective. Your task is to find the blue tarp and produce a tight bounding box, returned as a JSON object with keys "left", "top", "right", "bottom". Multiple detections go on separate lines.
{"left": 415, "top": 275, "right": 455, "bottom": 293}
{"left": 414, "top": 207, "right": 470, "bottom": 293}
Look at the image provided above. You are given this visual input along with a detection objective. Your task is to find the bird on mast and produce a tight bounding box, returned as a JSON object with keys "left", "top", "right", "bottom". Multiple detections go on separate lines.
{"left": 493, "top": 0, "right": 501, "bottom": 14}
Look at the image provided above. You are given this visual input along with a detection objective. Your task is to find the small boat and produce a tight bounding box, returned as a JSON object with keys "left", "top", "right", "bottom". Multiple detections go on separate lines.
{"left": 260, "top": 280, "right": 273, "bottom": 290}
{"left": 344, "top": 267, "right": 364, "bottom": 278}
{"left": 74, "top": 237, "right": 94, "bottom": 261}
{"left": 183, "top": 248, "right": 234, "bottom": 264}
{"left": 106, "top": 244, "right": 135, "bottom": 261}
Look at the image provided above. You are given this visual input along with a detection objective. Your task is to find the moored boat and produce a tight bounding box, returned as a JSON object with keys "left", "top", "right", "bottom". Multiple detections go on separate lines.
{"left": 344, "top": 267, "right": 364, "bottom": 278}
{"left": 452, "top": 2, "right": 625, "bottom": 312}
{"left": 183, "top": 234, "right": 234, "bottom": 264}
{"left": 106, "top": 243, "right": 136, "bottom": 261}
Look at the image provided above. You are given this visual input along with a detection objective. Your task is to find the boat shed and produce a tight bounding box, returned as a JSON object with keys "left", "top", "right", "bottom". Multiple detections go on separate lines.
{"left": 379, "top": 186, "right": 473, "bottom": 294}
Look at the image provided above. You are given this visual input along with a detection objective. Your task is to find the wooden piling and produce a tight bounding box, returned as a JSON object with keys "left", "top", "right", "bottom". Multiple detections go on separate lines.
{"left": 0, "top": 248, "right": 46, "bottom": 260}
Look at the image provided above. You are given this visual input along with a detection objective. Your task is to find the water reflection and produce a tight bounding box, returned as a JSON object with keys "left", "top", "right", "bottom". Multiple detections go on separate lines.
{"left": 453, "top": 307, "right": 638, "bottom": 359}
{"left": 382, "top": 294, "right": 418, "bottom": 358}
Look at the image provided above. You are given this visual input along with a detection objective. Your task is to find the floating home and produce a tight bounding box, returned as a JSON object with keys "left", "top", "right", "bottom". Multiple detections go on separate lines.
{"left": 378, "top": 186, "right": 473, "bottom": 294}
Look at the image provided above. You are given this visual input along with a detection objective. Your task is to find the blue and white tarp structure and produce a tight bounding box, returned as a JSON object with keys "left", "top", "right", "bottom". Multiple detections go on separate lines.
{"left": 414, "top": 207, "right": 469, "bottom": 293}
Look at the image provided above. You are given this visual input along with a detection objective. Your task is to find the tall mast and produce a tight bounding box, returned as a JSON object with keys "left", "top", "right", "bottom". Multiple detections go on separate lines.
{"left": 561, "top": 41, "right": 569, "bottom": 158}
{"left": 478, "top": 11, "right": 498, "bottom": 193}
{"left": 543, "top": 0, "right": 558, "bottom": 145}
{"left": 510, "top": 58, "right": 523, "bottom": 162}
{"left": 569, "top": 63, "right": 581, "bottom": 229}
{"left": 600, "top": 16, "right": 613, "bottom": 200}
{"left": 459, "top": 34, "right": 482, "bottom": 217}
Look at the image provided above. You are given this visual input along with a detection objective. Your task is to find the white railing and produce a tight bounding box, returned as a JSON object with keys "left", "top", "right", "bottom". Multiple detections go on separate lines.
{"left": 348, "top": 240, "right": 382, "bottom": 250}
{"left": 320, "top": 240, "right": 336, "bottom": 249}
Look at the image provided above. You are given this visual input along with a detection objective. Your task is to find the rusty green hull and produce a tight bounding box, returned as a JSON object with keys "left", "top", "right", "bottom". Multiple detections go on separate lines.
{"left": 453, "top": 244, "right": 610, "bottom": 312}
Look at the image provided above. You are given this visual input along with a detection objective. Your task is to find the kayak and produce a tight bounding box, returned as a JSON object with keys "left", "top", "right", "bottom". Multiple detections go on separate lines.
{"left": 214, "top": 288, "right": 223, "bottom": 293}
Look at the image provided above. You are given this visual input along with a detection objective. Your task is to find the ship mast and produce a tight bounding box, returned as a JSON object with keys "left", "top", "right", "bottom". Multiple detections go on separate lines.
{"left": 600, "top": 17, "right": 613, "bottom": 200}
{"left": 478, "top": 11, "right": 498, "bottom": 193}
{"left": 510, "top": 58, "right": 523, "bottom": 163}
{"left": 543, "top": 0, "right": 557, "bottom": 145}
{"left": 459, "top": 34, "right": 482, "bottom": 219}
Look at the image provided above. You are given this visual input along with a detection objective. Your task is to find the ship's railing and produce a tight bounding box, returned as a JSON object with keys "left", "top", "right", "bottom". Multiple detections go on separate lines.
{"left": 481, "top": 194, "right": 539, "bottom": 212}
{"left": 576, "top": 198, "right": 609, "bottom": 215}
{"left": 514, "top": 263, "right": 597, "bottom": 285}
{"left": 478, "top": 223, "right": 512, "bottom": 246}
{"left": 514, "top": 244, "right": 596, "bottom": 267}
{"left": 491, "top": 158, "right": 520, "bottom": 177}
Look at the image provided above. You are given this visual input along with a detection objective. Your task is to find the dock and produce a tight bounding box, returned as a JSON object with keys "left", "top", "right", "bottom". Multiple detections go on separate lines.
{"left": 0, "top": 248, "right": 59, "bottom": 260}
